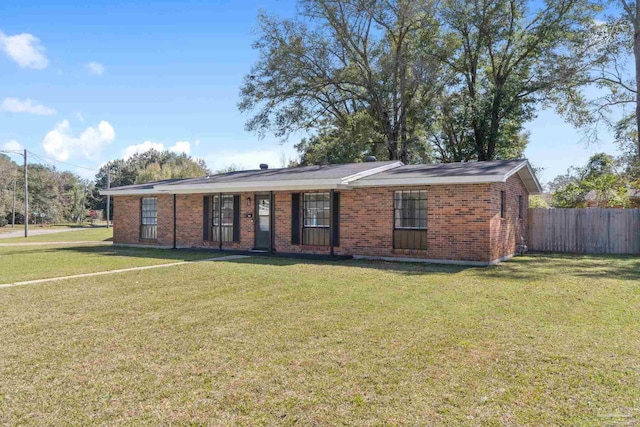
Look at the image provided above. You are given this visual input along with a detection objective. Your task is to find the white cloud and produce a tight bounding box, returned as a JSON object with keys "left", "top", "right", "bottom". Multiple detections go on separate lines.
{"left": 0, "top": 30, "right": 48, "bottom": 69}
{"left": 123, "top": 141, "right": 165, "bottom": 159}
{"left": 42, "top": 120, "right": 115, "bottom": 161}
{"left": 169, "top": 141, "right": 190, "bottom": 154}
{"left": 1, "top": 97, "right": 56, "bottom": 115}
{"left": 85, "top": 61, "right": 104, "bottom": 76}
{"left": 75, "top": 112, "right": 84, "bottom": 122}
{"left": 123, "top": 140, "right": 192, "bottom": 158}
{"left": 2, "top": 140, "right": 22, "bottom": 152}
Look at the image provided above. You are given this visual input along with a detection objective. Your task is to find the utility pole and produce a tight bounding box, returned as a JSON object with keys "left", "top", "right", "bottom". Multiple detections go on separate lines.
{"left": 106, "top": 167, "right": 111, "bottom": 229}
{"left": 80, "top": 184, "right": 87, "bottom": 224}
{"left": 24, "top": 149, "right": 28, "bottom": 238}
{"left": 11, "top": 178, "right": 16, "bottom": 228}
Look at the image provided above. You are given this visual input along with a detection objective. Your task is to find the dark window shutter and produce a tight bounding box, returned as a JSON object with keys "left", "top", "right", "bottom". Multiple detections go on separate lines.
{"left": 203, "top": 196, "right": 211, "bottom": 241}
{"left": 232, "top": 194, "right": 240, "bottom": 242}
{"left": 332, "top": 192, "right": 340, "bottom": 247}
{"left": 291, "top": 193, "right": 301, "bottom": 245}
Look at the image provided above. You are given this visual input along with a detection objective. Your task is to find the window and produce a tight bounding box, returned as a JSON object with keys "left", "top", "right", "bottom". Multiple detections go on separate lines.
{"left": 394, "top": 190, "right": 427, "bottom": 229}
{"left": 212, "top": 195, "right": 234, "bottom": 242}
{"left": 393, "top": 190, "right": 427, "bottom": 250}
{"left": 141, "top": 197, "right": 158, "bottom": 240}
{"left": 518, "top": 195, "right": 524, "bottom": 219}
{"left": 303, "top": 192, "right": 330, "bottom": 245}
{"left": 303, "top": 192, "right": 330, "bottom": 227}
{"left": 500, "top": 190, "right": 506, "bottom": 219}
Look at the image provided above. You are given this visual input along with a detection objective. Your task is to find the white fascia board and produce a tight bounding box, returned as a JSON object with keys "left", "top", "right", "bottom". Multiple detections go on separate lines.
{"left": 350, "top": 175, "right": 506, "bottom": 187}
{"left": 341, "top": 161, "right": 404, "bottom": 184}
{"left": 503, "top": 160, "right": 528, "bottom": 180}
{"left": 100, "top": 189, "right": 161, "bottom": 196}
{"left": 521, "top": 163, "right": 544, "bottom": 194}
{"left": 153, "top": 179, "right": 347, "bottom": 194}
{"left": 503, "top": 160, "right": 543, "bottom": 194}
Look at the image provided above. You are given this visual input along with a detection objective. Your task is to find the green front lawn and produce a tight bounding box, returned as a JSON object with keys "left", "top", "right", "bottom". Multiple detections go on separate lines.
{"left": 0, "top": 227, "right": 113, "bottom": 243}
{"left": 1, "top": 253, "right": 639, "bottom": 425}
{"left": 0, "top": 245, "right": 215, "bottom": 283}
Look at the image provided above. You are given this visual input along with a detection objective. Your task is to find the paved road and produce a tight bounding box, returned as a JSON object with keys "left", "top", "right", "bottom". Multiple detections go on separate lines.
{"left": 0, "top": 227, "right": 93, "bottom": 240}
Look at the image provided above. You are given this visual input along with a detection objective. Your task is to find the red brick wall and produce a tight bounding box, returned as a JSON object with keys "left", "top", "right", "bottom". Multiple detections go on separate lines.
{"left": 174, "top": 193, "right": 254, "bottom": 250}
{"left": 113, "top": 181, "right": 530, "bottom": 263}
{"left": 489, "top": 174, "right": 529, "bottom": 261}
{"left": 113, "top": 194, "right": 174, "bottom": 247}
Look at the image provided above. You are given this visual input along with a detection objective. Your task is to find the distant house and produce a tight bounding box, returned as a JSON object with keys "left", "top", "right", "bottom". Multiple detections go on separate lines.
{"left": 585, "top": 188, "right": 640, "bottom": 208}
{"left": 101, "top": 159, "right": 542, "bottom": 265}
{"left": 632, "top": 189, "right": 640, "bottom": 208}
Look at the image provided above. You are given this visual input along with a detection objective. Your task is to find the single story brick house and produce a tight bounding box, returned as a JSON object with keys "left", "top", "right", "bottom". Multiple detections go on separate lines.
{"left": 101, "top": 159, "right": 542, "bottom": 265}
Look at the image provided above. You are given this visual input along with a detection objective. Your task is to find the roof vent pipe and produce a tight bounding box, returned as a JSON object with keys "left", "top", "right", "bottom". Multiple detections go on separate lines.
{"left": 364, "top": 156, "right": 377, "bottom": 162}
{"left": 259, "top": 163, "right": 269, "bottom": 170}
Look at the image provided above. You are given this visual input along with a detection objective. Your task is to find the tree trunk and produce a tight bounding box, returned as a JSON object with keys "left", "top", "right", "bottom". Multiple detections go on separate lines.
{"left": 634, "top": 12, "right": 640, "bottom": 159}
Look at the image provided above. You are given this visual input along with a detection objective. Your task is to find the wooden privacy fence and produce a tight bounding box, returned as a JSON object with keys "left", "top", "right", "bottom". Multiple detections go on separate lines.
{"left": 528, "top": 208, "right": 640, "bottom": 254}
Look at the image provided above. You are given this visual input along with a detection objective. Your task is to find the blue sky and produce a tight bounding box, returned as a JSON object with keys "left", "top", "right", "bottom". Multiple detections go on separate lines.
{"left": 0, "top": 0, "right": 624, "bottom": 184}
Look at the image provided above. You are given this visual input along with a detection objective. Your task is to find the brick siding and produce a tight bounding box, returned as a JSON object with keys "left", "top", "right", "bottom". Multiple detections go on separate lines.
{"left": 112, "top": 174, "right": 530, "bottom": 264}
{"left": 489, "top": 173, "right": 529, "bottom": 261}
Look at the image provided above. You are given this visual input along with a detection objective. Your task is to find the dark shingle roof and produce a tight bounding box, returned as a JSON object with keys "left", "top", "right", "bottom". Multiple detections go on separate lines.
{"left": 359, "top": 159, "right": 526, "bottom": 180}
{"left": 162, "top": 161, "right": 400, "bottom": 186}
{"left": 101, "top": 159, "right": 542, "bottom": 194}
{"left": 102, "top": 178, "right": 189, "bottom": 192}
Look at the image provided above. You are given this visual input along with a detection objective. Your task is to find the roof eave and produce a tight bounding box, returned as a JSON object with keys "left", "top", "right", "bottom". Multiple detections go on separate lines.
{"left": 100, "top": 189, "right": 161, "bottom": 196}
{"left": 152, "top": 179, "right": 348, "bottom": 194}
{"left": 507, "top": 160, "right": 543, "bottom": 194}
{"left": 351, "top": 175, "right": 506, "bottom": 187}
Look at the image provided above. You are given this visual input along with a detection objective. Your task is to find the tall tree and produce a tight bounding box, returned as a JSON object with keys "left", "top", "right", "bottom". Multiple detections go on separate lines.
{"left": 588, "top": 1, "right": 640, "bottom": 166}
{"left": 436, "top": 0, "right": 601, "bottom": 160}
{"left": 240, "top": 0, "right": 443, "bottom": 163}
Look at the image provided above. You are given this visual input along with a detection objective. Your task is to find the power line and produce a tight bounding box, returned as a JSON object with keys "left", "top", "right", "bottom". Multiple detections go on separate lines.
{"left": 26, "top": 150, "right": 100, "bottom": 172}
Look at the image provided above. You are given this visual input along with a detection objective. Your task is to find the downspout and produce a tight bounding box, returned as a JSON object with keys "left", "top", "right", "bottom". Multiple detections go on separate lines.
{"left": 329, "top": 189, "right": 335, "bottom": 257}
{"left": 172, "top": 194, "right": 177, "bottom": 249}
{"left": 218, "top": 192, "right": 223, "bottom": 251}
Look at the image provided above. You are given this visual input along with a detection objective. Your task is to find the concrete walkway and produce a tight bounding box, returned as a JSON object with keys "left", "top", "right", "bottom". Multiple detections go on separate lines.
{"left": 0, "top": 227, "right": 94, "bottom": 239}
{"left": 0, "top": 255, "right": 250, "bottom": 289}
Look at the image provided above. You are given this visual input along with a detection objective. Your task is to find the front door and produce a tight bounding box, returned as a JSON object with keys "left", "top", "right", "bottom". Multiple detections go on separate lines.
{"left": 254, "top": 194, "right": 271, "bottom": 250}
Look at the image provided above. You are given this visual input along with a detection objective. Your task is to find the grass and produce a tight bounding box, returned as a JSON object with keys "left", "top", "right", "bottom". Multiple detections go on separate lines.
{"left": 0, "top": 252, "right": 639, "bottom": 425}
{"left": 0, "top": 227, "right": 113, "bottom": 243}
{"left": 0, "top": 245, "right": 216, "bottom": 283}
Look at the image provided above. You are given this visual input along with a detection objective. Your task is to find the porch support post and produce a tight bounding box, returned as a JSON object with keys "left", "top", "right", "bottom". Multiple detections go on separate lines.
{"left": 329, "top": 189, "right": 335, "bottom": 257}
{"left": 218, "top": 192, "right": 223, "bottom": 251}
{"left": 172, "top": 194, "right": 177, "bottom": 249}
{"left": 269, "top": 191, "right": 274, "bottom": 254}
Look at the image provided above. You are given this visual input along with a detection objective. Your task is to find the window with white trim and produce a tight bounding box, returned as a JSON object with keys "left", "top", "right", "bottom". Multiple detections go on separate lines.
{"left": 141, "top": 197, "right": 158, "bottom": 240}
{"left": 303, "top": 192, "right": 330, "bottom": 245}
{"left": 212, "top": 195, "right": 234, "bottom": 242}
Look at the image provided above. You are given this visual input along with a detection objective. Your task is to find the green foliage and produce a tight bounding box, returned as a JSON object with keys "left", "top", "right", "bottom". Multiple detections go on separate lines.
{"left": 295, "top": 112, "right": 390, "bottom": 165}
{"left": 92, "top": 149, "right": 210, "bottom": 216}
{"left": 551, "top": 153, "right": 631, "bottom": 208}
{"left": 242, "top": 0, "right": 600, "bottom": 164}
{"left": 435, "top": 0, "right": 600, "bottom": 161}
{"left": 0, "top": 154, "right": 18, "bottom": 224}
{"left": 0, "top": 154, "right": 92, "bottom": 224}
{"left": 529, "top": 195, "right": 550, "bottom": 209}
{"left": 95, "top": 149, "right": 210, "bottom": 189}
{"left": 552, "top": 181, "right": 588, "bottom": 208}
{"left": 240, "top": 0, "right": 443, "bottom": 163}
